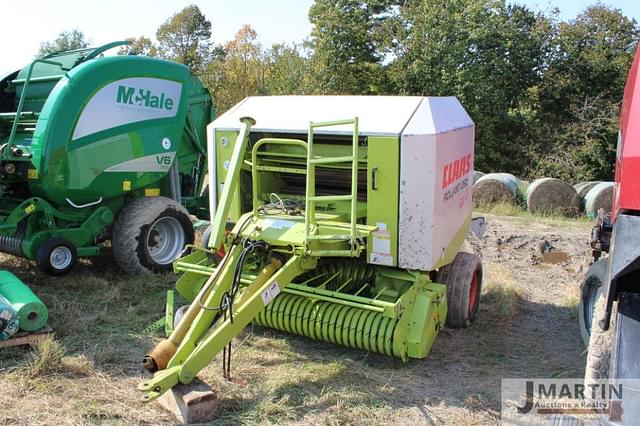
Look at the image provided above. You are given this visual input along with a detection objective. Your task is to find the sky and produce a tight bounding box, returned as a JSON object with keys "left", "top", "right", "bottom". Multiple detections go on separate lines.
{"left": 1, "top": 0, "right": 640, "bottom": 74}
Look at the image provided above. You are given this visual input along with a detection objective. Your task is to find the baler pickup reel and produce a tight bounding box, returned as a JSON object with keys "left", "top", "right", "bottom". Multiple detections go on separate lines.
{"left": 139, "top": 117, "right": 382, "bottom": 402}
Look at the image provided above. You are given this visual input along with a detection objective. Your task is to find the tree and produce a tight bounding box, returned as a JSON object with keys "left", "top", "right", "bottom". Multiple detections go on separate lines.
{"left": 389, "top": 0, "right": 551, "bottom": 174}
{"left": 307, "top": 0, "right": 396, "bottom": 94}
{"left": 119, "top": 36, "right": 158, "bottom": 56}
{"left": 264, "top": 43, "right": 311, "bottom": 95}
{"left": 203, "top": 25, "right": 265, "bottom": 112}
{"left": 38, "top": 29, "right": 89, "bottom": 57}
{"left": 533, "top": 5, "right": 639, "bottom": 182}
{"left": 156, "top": 5, "right": 212, "bottom": 72}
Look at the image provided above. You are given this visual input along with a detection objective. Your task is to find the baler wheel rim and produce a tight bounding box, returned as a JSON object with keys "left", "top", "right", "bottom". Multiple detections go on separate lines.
{"left": 50, "top": 246, "right": 74, "bottom": 270}
{"left": 146, "top": 217, "right": 186, "bottom": 265}
{"left": 35, "top": 237, "right": 78, "bottom": 276}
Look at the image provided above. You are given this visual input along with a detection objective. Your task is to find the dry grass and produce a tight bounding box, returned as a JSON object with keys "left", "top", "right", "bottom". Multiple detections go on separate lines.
{"left": 0, "top": 214, "right": 591, "bottom": 425}
{"left": 482, "top": 262, "right": 522, "bottom": 320}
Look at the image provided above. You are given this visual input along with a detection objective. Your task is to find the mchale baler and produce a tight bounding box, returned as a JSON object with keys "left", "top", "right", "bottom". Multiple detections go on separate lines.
{"left": 0, "top": 42, "right": 212, "bottom": 274}
{"left": 139, "top": 96, "right": 482, "bottom": 402}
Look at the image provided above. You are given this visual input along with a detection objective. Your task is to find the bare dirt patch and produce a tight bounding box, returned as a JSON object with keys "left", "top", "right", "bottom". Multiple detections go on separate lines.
{"left": 0, "top": 213, "right": 592, "bottom": 425}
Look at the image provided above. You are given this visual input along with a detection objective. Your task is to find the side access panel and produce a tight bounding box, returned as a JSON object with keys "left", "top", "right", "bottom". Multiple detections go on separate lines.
{"left": 366, "top": 136, "right": 399, "bottom": 267}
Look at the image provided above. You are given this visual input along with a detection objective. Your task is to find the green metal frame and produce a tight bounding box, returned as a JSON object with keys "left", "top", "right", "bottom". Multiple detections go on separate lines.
{"left": 304, "top": 118, "right": 360, "bottom": 257}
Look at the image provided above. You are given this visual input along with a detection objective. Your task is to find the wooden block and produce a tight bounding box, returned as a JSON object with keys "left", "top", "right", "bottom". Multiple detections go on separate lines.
{"left": 0, "top": 325, "right": 54, "bottom": 349}
{"left": 156, "top": 378, "right": 218, "bottom": 424}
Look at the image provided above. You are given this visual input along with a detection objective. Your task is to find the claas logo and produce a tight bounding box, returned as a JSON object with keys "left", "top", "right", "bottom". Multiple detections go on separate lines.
{"left": 442, "top": 154, "right": 472, "bottom": 189}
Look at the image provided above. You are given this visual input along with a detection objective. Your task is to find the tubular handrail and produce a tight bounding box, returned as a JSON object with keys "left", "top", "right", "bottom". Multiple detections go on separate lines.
{"left": 251, "top": 138, "right": 308, "bottom": 216}
{"left": 6, "top": 58, "right": 64, "bottom": 154}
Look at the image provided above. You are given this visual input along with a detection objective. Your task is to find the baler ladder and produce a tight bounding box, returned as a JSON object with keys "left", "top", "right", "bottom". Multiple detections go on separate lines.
{"left": 304, "top": 118, "right": 360, "bottom": 257}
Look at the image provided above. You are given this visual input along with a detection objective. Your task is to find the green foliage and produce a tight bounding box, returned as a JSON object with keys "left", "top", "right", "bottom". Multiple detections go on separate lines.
{"left": 307, "top": 0, "right": 396, "bottom": 94}
{"left": 118, "top": 36, "right": 158, "bottom": 57}
{"left": 265, "top": 43, "right": 311, "bottom": 96}
{"left": 35, "top": 3, "right": 638, "bottom": 181}
{"left": 389, "top": 0, "right": 552, "bottom": 174}
{"left": 38, "top": 29, "right": 89, "bottom": 57}
{"left": 531, "top": 6, "right": 639, "bottom": 182}
{"left": 156, "top": 5, "right": 212, "bottom": 73}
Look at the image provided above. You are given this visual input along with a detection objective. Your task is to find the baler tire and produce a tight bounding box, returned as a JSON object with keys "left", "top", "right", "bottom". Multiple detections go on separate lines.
{"left": 113, "top": 197, "right": 194, "bottom": 275}
{"left": 438, "top": 252, "right": 482, "bottom": 328}
{"left": 579, "top": 258, "right": 607, "bottom": 346}
{"left": 36, "top": 238, "right": 77, "bottom": 276}
{"left": 585, "top": 294, "right": 615, "bottom": 385}
{"left": 200, "top": 224, "right": 212, "bottom": 249}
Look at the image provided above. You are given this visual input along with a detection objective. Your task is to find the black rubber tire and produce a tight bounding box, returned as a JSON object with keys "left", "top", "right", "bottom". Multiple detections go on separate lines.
{"left": 585, "top": 293, "right": 615, "bottom": 386}
{"left": 36, "top": 237, "right": 77, "bottom": 276}
{"left": 112, "top": 196, "right": 194, "bottom": 275}
{"left": 579, "top": 258, "right": 608, "bottom": 346}
{"left": 200, "top": 224, "right": 212, "bottom": 249}
{"left": 437, "top": 252, "right": 483, "bottom": 328}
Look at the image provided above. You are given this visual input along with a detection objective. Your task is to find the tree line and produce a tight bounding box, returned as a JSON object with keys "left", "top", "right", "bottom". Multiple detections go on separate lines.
{"left": 38, "top": 1, "right": 639, "bottom": 183}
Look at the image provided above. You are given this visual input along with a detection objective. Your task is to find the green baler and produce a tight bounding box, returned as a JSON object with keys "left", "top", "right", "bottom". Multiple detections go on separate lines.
{"left": 139, "top": 96, "right": 484, "bottom": 403}
{"left": 0, "top": 42, "right": 213, "bottom": 274}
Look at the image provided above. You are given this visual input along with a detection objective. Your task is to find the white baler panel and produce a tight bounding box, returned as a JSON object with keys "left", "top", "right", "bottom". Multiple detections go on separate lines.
{"left": 398, "top": 133, "right": 437, "bottom": 270}
{"left": 398, "top": 98, "right": 474, "bottom": 271}
{"left": 208, "top": 96, "right": 424, "bottom": 136}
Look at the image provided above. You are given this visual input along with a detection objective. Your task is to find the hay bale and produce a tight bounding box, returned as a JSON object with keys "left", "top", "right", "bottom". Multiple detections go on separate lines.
{"left": 526, "top": 177, "right": 580, "bottom": 216}
{"left": 584, "top": 182, "right": 614, "bottom": 219}
{"left": 473, "top": 173, "right": 519, "bottom": 206}
{"left": 472, "top": 170, "right": 485, "bottom": 184}
{"left": 573, "top": 181, "right": 600, "bottom": 199}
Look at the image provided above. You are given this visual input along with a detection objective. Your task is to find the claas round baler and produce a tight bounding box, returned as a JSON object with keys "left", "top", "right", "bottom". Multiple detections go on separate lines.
{"left": 0, "top": 42, "right": 213, "bottom": 274}
{"left": 139, "top": 96, "right": 484, "bottom": 403}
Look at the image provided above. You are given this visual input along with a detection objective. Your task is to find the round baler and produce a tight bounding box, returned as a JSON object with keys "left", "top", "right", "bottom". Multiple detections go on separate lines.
{"left": 0, "top": 42, "right": 213, "bottom": 274}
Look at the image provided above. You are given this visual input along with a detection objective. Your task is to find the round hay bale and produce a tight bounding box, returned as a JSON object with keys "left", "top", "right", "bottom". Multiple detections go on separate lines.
{"left": 574, "top": 181, "right": 600, "bottom": 199}
{"left": 584, "top": 182, "right": 614, "bottom": 219}
{"left": 472, "top": 170, "right": 485, "bottom": 184}
{"left": 526, "top": 177, "right": 580, "bottom": 216}
{"left": 473, "top": 173, "right": 519, "bottom": 207}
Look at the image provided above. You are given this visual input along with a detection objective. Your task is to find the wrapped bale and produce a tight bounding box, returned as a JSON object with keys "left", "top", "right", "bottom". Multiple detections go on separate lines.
{"left": 0, "top": 271, "right": 48, "bottom": 332}
{"left": 584, "top": 182, "right": 614, "bottom": 219}
{"left": 526, "top": 177, "right": 580, "bottom": 216}
{"left": 473, "top": 173, "right": 519, "bottom": 206}
{"left": 472, "top": 170, "right": 485, "bottom": 184}
{"left": 0, "top": 294, "right": 19, "bottom": 340}
{"left": 574, "top": 181, "right": 600, "bottom": 199}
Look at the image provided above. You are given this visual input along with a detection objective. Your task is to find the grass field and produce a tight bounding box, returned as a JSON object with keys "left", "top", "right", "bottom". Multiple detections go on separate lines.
{"left": 0, "top": 213, "right": 590, "bottom": 425}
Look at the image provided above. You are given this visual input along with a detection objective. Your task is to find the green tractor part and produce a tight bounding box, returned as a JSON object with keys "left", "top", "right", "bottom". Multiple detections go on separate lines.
{"left": 139, "top": 96, "right": 482, "bottom": 402}
{"left": 0, "top": 42, "right": 213, "bottom": 274}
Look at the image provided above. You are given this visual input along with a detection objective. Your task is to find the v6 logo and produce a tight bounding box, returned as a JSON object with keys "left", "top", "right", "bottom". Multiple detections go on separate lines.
{"left": 155, "top": 155, "right": 172, "bottom": 166}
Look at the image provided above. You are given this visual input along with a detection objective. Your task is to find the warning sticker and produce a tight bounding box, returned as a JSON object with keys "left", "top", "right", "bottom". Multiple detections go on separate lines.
{"left": 372, "top": 230, "right": 391, "bottom": 255}
{"left": 261, "top": 281, "right": 281, "bottom": 306}
{"left": 262, "top": 219, "right": 295, "bottom": 230}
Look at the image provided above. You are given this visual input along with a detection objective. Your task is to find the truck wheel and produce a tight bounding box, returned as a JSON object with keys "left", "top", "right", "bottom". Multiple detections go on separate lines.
{"left": 36, "top": 237, "right": 77, "bottom": 276}
{"left": 113, "top": 197, "right": 194, "bottom": 274}
{"left": 585, "top": 294, "right": 615, "bottom": 385}
{"left": 579, "top": 259, "right": 607, "bottom": 346}
{"left": 438, "top": 252, "right": 483, "bottom": 328}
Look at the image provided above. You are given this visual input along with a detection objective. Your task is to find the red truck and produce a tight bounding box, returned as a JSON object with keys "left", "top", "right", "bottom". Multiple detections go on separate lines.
{"left": 578, "top": 45, "right": 640, "bottom": 424}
